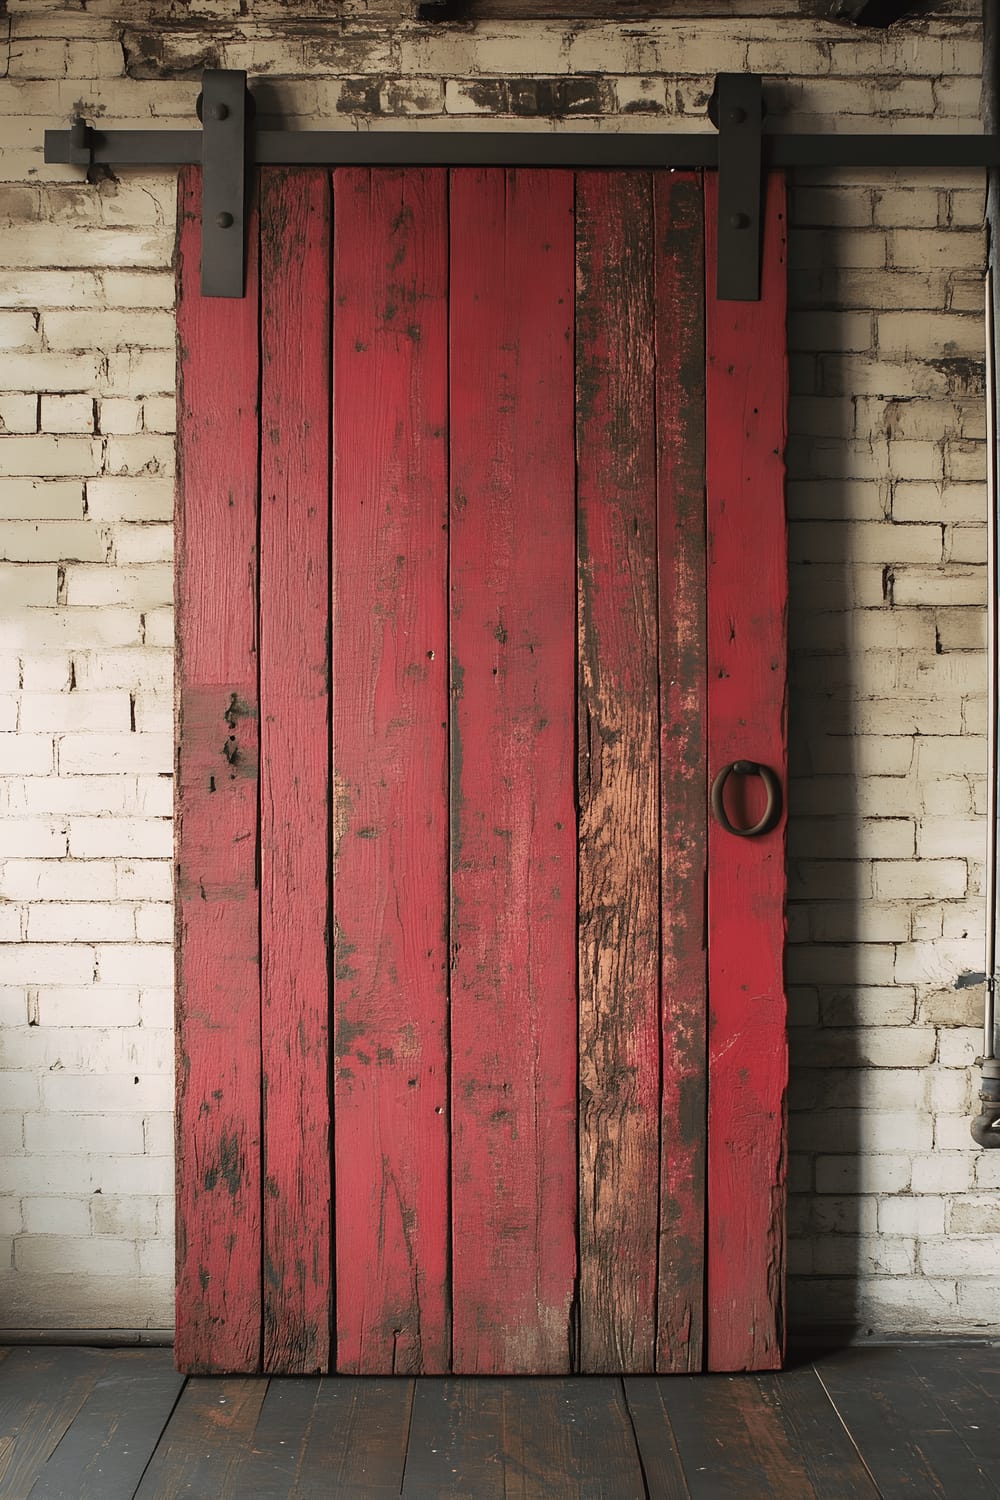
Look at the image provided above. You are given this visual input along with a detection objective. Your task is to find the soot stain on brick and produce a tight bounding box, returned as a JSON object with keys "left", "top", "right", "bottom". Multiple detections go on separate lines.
{"left": 337, "top": 78, "right": 383, "bottom": 115}
{"left": 383, "top": 79, "right": 441, "bottom": 115}
{"left": 456, "top": 77, "right": 606, "bottom": 118}
{"left": 931, "top": 357, "right": 985, "bottom": 396}
{"left": 122, "top": 31, "right": 222, "bottom": 80}
{"left": 462, "top": 79, "right": 509, "bottom": 113}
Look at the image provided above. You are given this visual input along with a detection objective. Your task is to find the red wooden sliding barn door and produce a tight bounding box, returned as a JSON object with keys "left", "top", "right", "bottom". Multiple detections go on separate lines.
{"left": 174, "top": 165, "right": 787, "bottom": 1377}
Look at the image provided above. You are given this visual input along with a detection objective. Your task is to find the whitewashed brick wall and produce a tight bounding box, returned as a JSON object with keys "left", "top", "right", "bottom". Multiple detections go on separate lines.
{"left": 0, "top": 0, "right": 996, "bottom": 1338}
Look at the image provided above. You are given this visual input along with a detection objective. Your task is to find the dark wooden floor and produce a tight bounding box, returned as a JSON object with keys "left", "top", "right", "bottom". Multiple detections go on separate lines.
{"left": 1, "top": 1343, "right": 998, "bottom": 1498}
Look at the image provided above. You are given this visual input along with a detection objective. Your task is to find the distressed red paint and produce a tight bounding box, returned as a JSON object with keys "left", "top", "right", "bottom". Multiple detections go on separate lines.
{"left": 259, "top": 168, "right": 332, "bottom": 1374}
{"left": 449, "top": 168, "right": 579, "bottom": 1375}
{"left": 331, "top": 168, "right": 451, "bottom": 1375}
{"left": 705, "top": 172, "right": 789, "bottom": 1372}
{"left": 174, "top": 166, "right": 788, "bottom": 1377}
{"left": 174, "top": 167, "right": 262, "bottom": 1374}
{"left": 655, "top": 170, "right": 709, "bottom": 1374}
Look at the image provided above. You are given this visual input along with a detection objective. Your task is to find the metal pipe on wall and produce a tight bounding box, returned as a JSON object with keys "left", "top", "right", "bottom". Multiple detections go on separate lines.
{"left": 973, "top": 0, "right": 1000, "bottom": 1144}
{"left": 984, "top": 272, "right": 997, "bottom": 1065}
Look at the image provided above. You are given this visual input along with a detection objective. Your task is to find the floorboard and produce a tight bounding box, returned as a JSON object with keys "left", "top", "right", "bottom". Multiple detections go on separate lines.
{"left": 816, "top": 1347, "right": 1000, "bottom": 1500}
{"left": 643, "top": 1373, "right": 802, "bottom": 1499}
{"left": 0, "top": 1347, "right": 116, "bottom": 1500}
{"left": 402, "top": 1377, "right": 648, "bottom": 1499}
{"left": 222, "top": 1377, "right": 323, "bottom": 1499}
{"left": 627, "top": 1364, "right": 881, "bottom": 1499}
{"left": 902, "top": 1346, "right": 1000, "bottom": 1476}
{"left": 26, "top": 1349, "right": 184, "bottom": 1500}
{"left": 746, "top": 1366, "right": 880, "bottom": 1498}
{"left": 401, "top": 1377, "right": 506, "bottom": 1498}
{"left": 131, "top": 1376, "right": 269, "bottom": 1499}
{"left": 293, "top": 1378, "right": 414, "bottom": 1498}
{"left": 622, "top": 1379, "right": 691, "bottom": 1499}
{"left": 4, "top": 1343, "right": 1000, "bottom": 1499}
{"left": 499, "top": 1379, "right": 648, "bottom": 1499}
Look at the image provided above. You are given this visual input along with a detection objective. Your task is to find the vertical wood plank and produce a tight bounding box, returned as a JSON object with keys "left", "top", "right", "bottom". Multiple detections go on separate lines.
{"left": 705, "top": 171, "right": 789, "bottom": 1372}
{"left": 449, "top": 168, "right": 578, "bottom": 1374}
{"left": 654, "top": 170, "right": 708, "bottom": 1374}
{"left": 259, "top": 168, "right": 332, "bottom": 1374}
{"left": 175, "top": 165, "right": 262, "bottom": 1374}
{"left": 332, "top": 167, "right": 451, "bottom": 1374}
{"left": 575, "top": 170, "right": 660, "bottom": 1373}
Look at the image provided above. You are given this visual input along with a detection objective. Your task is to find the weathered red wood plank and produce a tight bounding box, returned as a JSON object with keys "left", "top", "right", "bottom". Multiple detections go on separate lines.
{"left": 654, "top": 170, "right": 708, "bottom": 1375}
{"left": 575, "top": 170, "right": 660, "bottom": 1373}
{"left": 174, "top": 166, "right": 262, "bottom": 1373}
{"left": 331, "top": 167, "right": 450, "bottom": 1374}
{"left": 258, "top": 168, "right": 332, "bottom": 1375}
{"left": 449, "top": 168, "right": 578, "bottom": 1375}
{"left": 705, "top": 171, "right": 789, "bottom": 1372}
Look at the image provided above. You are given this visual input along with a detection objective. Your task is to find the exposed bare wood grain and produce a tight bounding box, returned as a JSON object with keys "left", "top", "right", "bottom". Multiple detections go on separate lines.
{"left": 654, "top": 170, "right": 708, "bottom": 1374}
{"left": 575, "top": 169, "right": 660, "bottom": 1374}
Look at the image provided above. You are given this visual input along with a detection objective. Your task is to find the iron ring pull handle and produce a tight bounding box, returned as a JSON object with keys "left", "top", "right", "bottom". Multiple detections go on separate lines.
{"left": 710, "top": 760, "right": 782, "bottom": 838}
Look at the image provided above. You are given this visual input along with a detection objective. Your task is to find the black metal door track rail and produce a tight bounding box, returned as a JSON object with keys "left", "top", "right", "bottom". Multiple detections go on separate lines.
{"left": 45, "top": 69, "right": 1000, "bottom": 301}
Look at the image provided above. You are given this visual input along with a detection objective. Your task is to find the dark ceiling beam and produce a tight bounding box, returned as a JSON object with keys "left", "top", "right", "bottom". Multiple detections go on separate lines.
{"left": 828, "top": 0, "right": 934, "bottom": 25}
